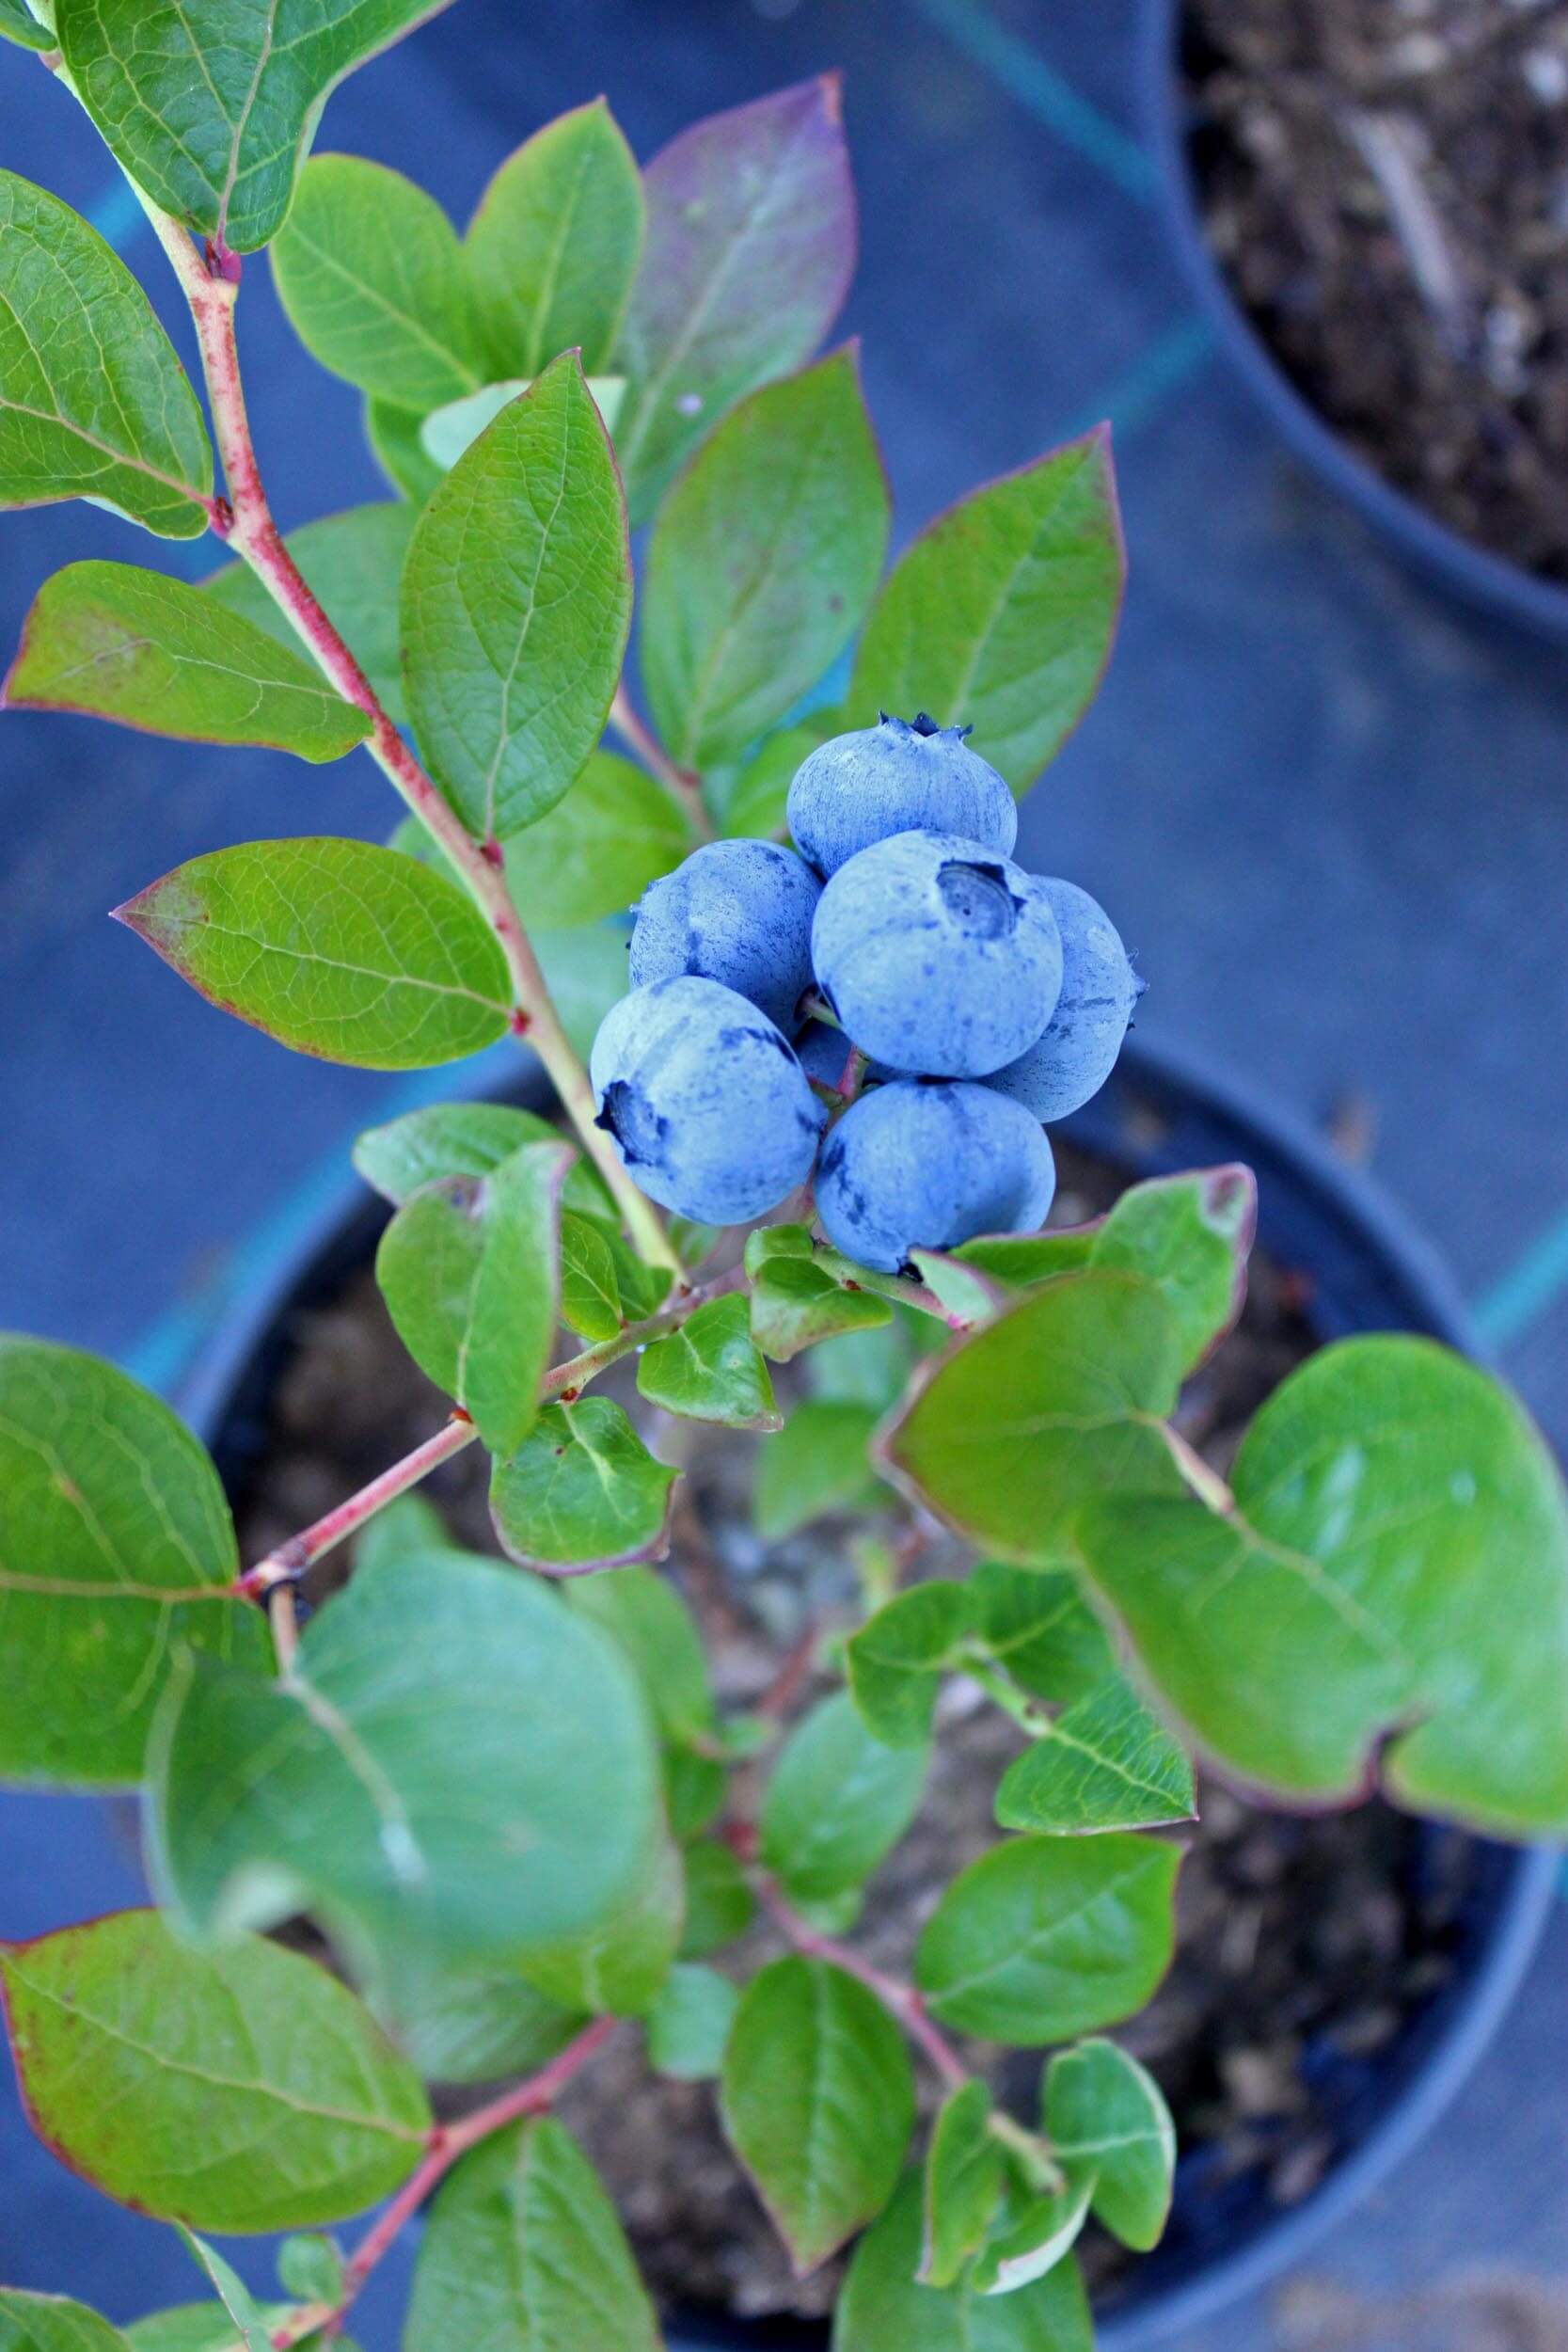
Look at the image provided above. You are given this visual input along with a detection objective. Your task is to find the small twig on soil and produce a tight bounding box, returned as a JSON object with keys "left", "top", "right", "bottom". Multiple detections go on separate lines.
{"left": 1342, "top": 109, "right": 1476, "bottom": 358}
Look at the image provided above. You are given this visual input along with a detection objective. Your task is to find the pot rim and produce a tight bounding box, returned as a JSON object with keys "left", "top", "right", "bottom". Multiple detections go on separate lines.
{"left": 174, "top": 1032, "right": 1560, "bottom": 2352}
{"left": 1138, "top": 0, "right": 1568, "bottom": 643}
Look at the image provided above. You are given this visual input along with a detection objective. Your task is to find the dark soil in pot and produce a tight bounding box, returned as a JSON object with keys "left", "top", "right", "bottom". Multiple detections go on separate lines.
{"left": 227, "top": 1136, "right": 1485, "bottom": 2335}
{"left": 1182, "top": 0, "right": 1568, "bottom": 581}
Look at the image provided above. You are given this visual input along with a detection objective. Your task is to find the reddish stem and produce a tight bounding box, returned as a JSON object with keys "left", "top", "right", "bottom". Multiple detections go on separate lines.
{"left": 239, "top": 1412, "right": 478, "bottom": 1597}
{"left": 145, "top": 213, "right": 673, "bottom": 1270}
{"left": 339, "top": 2018, "right": 616, "bottom": 2305}
{"left": 749, "top": 1862, "right": 968, "bottom": 2090}
{"left": 610, "top": 687, "right": 712, "bottom": 840}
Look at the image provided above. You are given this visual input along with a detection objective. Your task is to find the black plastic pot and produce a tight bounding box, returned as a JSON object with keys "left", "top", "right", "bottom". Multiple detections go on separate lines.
{"left": 177, "top": 1038, "right": 1558, "bottom": 2352}
{"left": 1141, "top": 0, "right": 1568, "bottom": 644}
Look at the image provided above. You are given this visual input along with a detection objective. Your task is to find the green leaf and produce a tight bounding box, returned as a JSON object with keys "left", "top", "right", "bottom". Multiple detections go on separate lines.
{"left": 615, "top": 77, "right": 854, "bottom": 520}
{"left": 55, "top": 0, "right": 460, "bottom": 254}
{"left": 959, "top": 1167, "right": 1257, "bottom": 1378}
{"left": 467, "top": 100, "right": 644, "bottom": 377}
{"left": 745, "top": 1227, "right": 895, "bottom": 1362}
{"left": 760, "top": 1692, "right": 927, "bottom": 1901}
{"left": 968, "top": 1564, "right": 1117, "bottom": 1704}
{"left": 0, "top": 172, "right": 210, "bottom": 538}
{"left": 0, "top": 2296, "right": 131, "bottom": 2352}
{"left": 920, "top": 2080, "right": 1005, "bottom": 2289}
{"left": 206, "top": 502, "right": 416, "bottom": 725}
{"left": 565, "top": 1566, "right": 714, "bottom": 1751}
{"left": 171, "top": 2236, "right": 267, "bottom": 2352}
{"left": 970, "top": 2173, "right": 1093, "bottom": 2297}
{"left": 276, "top": 2236, "right": 343, "bottom": 2306}
{"left": 0, "top": 1912, "right": 429, "bottom": 2231}
{"left": 720, "top": 1956, "right": 913, "bottom": 2273}
{"left": 835, "top": 2173, "right": 1094, "bottom": 2352}
{"left": 849, "top": 426, "right": 1124, "bottom": 793}
{"left": 354, "top": 1490, "right": 451, "bottom": 1572}
{"left": 504, "top": 750, "right": 691, "bottom": 928}
{"left": 878, "top": 1270, "right": 1186, "bottom": 1565}
{"left": 366, "top": 393, "right": 444, "bottom": 504}
{"left": 369, "top": 1941, "right": 583, "bottom": 2087}
{"left": 375, "top": 1139, "right": 570, "bottom": 1454}
{"left": 0, "top": 1338, "right": 265, "bottom": 1786}
{"left": 638, "top": 1295, "right": 781, "bottom": 1430}
{"left": 754, "top": 1400, "right": 884, "bottom": 1541}
{"left": 404, "top": 2118, "right": 660, "bottom": 2352}
{"left": 490, "top": 1400, "right": 678, "bottom": 1573}
{"left": 913, "top": 1835, "right": 1180, "bottom": 2045}
{"left": 846, "top": 1582, "right": 976, "bottom": 1749}
{"left": 680, "top": 1840, "right": 755, "bottom": 1957}
{"left": 0, "top": 0, "right": 52, "bottom": 49}
{"left": 994, "top": 1676, "right": 1196, "bottom": 1836}
{"left": 517, "top": 1827, "right": 683, "bottom": 2018}
{"left": 402, "top": 351, "right": 632, "bottom": 841}
{"left": 6, "top": 561, "right": 370, "bottom": 763}
{"left": 116, "top": 837, "right": 511, "bottom": 1069}
{"left": 557, "top": 1210, "right": 626, "bottom": 1342}
{"left": 641, "top": 348, "right": 888, "bottom": 770}
{"left": 148, "top": 1550, "right": 661, "bottom": 1968}
{"left": 1044, "top": 2037, "right": 1175, "bottom": 2252}
{"left": 646, "top": 1962, "right": 738, "bottom": 2081}
{"left": 272, "top": 155, "right": 483, "bottom": 407}
{"left": 1076, "top": 1336, "right": 1568, "bottom": 1835}
{"left": 353, "top": 1098, "right": 612, "bottom": 1227}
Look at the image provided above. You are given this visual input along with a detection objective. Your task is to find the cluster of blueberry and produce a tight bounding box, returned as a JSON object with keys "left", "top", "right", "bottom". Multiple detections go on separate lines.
{"left": 590, "top": 714, "right": 1140, "bottom": 1273}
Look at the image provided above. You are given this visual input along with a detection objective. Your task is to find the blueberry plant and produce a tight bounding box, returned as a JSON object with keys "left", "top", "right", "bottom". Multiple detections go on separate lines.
{"left": 3, "top": 7, "right": 1567, "bottom": 2349}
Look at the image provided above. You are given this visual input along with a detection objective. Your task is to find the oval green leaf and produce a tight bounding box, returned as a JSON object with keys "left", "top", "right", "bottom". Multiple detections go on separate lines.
{"left": 467, "top": 100, "right": 644, "bottom": 379}
{"left": 404, "top": 2118, "right": 660, "bottom": 2352}
{"left": 272, "top": 156, "right": 483, "bottom": 409}
{"left": 849, "top": 427, "right": 1124, "bottom": 793}
{"left": 55, "top": 0, "right": 461, "bottom": 254}
{"left": 1044, "top": 2036, "right": 1175, "bottom": 2252}
{"left": 993, "top": 1675, "right": 1196, "bottom": 1836}
{"left": 0, "top": 173, "right": 211, "bottom": 538}
{"left": 490, "top": 1399, "right": 677, "bottom": 1573}
{"left": 913, "top": 1834, "right": 1180, "bottom": 2045}
{"left": 6, "top": 562, "right": 371, "bottom": 762}
{"left": 0, "top": 1912, "right": 430, "bottom": 2231}
{"left": 0, "top": 1337, "right": 266, "bottom": 1786}
{"left": 614, "top": 77, "right": 854, "bottom": 521}
{"left": 641, "top": 347, "right": 889, "bottom": 770}
{"left": 720, "top": 1956, "right": 913, "bottom": 2274}
{"left": 148, "top": 1549, "right": 662, "bottom": 1971}
{"left": 759, "top": 1691, "right": 927, "bottom": 1902}
{"left": 637, "top": 1294, "right": 780, "bottom": 1430}
{"left": 1076, "top": 1335, "right": 1568, "bottom": 1835}
{"left": 402, "top": 353, "right": 632, "bottom": 842}
{"left": 115, "top": 837, "right": 512, "bottom": 1069}
{"left": 835, "top": 2172, "right": 1094, "bottom": 2352}
{"left": 0, "top": 2296, "right": 131, "bottom": 2352}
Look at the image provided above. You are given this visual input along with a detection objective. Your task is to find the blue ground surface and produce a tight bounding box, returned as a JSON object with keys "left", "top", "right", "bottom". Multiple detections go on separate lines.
{"left": 2, "top": 0, "right": 1566, "bottom": 2339}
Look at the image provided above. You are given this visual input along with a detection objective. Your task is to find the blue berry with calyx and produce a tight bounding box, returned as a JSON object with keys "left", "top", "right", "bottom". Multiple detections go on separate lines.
{"left": 786, "top": 711, "right": 1017, "bottom": 878}
{"left": 815, "top": 1079, "right": 1056, "bottom": 1274}
{"left": 591, "top": 977, "right": 824, "bottom": 1225}
{"left": 629, "top": 838, "right": 821, "bottom": 1033}
{"left": 811, "top": 829, "right": 1063, "bottom": 1079}
{"left": 982, "top": 878, "right": 1140, "bottom": 1121}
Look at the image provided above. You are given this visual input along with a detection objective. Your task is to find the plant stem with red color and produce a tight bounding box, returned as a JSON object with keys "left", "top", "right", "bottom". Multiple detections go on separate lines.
{"left": 740, "top": 1841, "right": 968, "bottom": 2090}
{"left": 610, "top": 686, "right": 713, "bottom": 839}
{"left": 136, "top": 199, "right": 674, "bottom": 1271}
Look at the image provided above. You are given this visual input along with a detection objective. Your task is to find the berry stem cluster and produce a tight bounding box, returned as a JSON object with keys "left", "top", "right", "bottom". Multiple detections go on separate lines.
{"left": 131, "top": 189, "right": 677, "bottom": 1271}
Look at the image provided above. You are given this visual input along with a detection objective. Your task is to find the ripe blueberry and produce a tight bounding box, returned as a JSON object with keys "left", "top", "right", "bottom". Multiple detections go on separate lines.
{"left": 816, "top": 1080, "right": 1056, "bottom": 1273}
{"left": 982, "top": 879, "right": 1139, "bottom": 1121}
{"left": 793, "top": 1016, "right": 856, "bottom": 1093}
{"left": 811, "top": 830, "right": 1063, "bottom": 1079}
{"left": 787, "top": 711, "right": 1017, "bottom": 878}
{"left": 590, "top": 977, "right": 823, "bottom": 1226}
{"left": 629, "top": 839, "right": 821, "bottom": 1033}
